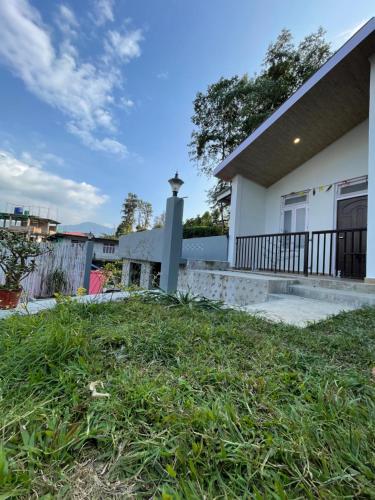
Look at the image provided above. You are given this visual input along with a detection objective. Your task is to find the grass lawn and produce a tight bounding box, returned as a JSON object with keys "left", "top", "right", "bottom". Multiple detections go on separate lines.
{"left": 0, "top": 296, "right": 374, "bottom": 498}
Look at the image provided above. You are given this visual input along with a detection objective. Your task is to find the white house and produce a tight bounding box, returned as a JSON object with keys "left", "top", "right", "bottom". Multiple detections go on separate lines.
{"left": 214, "top": 18, "right": 375, "bottom": 282}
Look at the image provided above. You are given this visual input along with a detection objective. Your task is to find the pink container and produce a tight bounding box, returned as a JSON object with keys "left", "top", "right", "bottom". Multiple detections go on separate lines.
{"left": 89, "top": 270, "right": 106, "bottom": 294}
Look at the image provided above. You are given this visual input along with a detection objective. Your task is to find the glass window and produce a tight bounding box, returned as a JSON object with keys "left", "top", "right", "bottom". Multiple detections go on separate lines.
{"left": 283, "top": 210, "right": 292, "bottom": 233}
{"left": 103, "top": 243, "right": 115, "bottom": 254}
{"left": 295, "top": 207, "right": 306, "bottom": 232}
{"left": 282, "top": 193, "right": 308, "bottom": 233}
{"left": 284, "top": 195, "right": 307, "bottom": 205}
{"left": 340, "top": 181, "right": 368, "bottom": 195}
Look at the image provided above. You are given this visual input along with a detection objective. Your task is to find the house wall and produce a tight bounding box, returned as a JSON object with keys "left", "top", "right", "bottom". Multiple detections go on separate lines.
{"left": 92, "top": 241, "right": 119, "bottom": 262}
{"left": 228, "top": 119, "right": 369, "bottom": 265}
{"left": 265, "top": 119, "right": 369, "bottom": 233}
{"left": 228, "top": 175, "right": 266, "bottom": 263}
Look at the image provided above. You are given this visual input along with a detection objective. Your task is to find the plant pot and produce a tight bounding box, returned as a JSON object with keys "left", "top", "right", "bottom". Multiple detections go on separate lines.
{"left": 0, "top": 289, "right": 22, "bottom": 310}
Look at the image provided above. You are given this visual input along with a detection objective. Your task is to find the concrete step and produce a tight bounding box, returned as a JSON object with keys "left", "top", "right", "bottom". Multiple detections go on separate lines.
{"left": 289, "top": 284, "right": 375, "bottom": 307}
{"left": 247, "top": 271, "right": 375, "bottom": 294}
{"left": 295, "top": 276, "right": 375, "bottom": 294}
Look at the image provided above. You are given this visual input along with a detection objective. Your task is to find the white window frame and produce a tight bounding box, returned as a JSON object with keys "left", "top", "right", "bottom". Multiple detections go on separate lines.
{"left": 334, "top": 175, "right": 368, "bottom": 229}
{"left": 280, "top": 191, "right": 309, "bottom": 234}
{"left": 103, "top": 243, "right": 115, "bottom": 254}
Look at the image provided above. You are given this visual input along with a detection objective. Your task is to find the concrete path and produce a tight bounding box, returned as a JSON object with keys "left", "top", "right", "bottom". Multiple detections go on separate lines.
{"left": 240, "top": 294, "right": 356, "bottom": 327}
{"left": 0, "top": 292, "right": 129, "bottom": 320}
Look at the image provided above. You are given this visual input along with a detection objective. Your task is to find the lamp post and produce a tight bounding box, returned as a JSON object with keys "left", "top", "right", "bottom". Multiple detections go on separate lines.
{"left": 160, "top": 172, "right": 184, "bottom": 293}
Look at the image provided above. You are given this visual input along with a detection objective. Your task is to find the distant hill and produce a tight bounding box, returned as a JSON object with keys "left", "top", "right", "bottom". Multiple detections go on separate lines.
{"left": 59, "top": 222, "right": 115, "bottom": 237}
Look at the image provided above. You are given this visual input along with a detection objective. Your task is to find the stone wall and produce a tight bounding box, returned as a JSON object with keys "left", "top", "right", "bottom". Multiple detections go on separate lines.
{"left": 122, "top": 256, "right": 290, "bottom": 306}
{"left": 177, "top": 266, "right": 289, "bottom": 305}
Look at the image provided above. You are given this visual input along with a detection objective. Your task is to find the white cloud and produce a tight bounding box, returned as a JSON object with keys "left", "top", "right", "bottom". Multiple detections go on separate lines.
{"left": 92, "top": 0, "right": 114, "bottom": 26}
{"left": 120, "top": 97, "right": 134, "bottom": 109}
{"left": 67, "top": 123, "right": 127, "bottom": 157}
{"left": 56, "top": 4, "right": 78, "bottom": 37}
{"left": 157, "top": 71, "right": 169, "bottom": 80}
{"left": 42, "top": 152, "right": 65, "bottom": 167}
{"left": 0, "top": 150, "right": 107, "bottom": 223}
{"left": 21, "top": 150, "right": 65, "bottom": 168}
{"left": 20, "top": 151, "right": 43, "bottom": 168}
{"left": 0, "top": 0, "right": 140, "bottom": 157}
{"left": 105, "top": 29, "right": 143, "bottom": 62}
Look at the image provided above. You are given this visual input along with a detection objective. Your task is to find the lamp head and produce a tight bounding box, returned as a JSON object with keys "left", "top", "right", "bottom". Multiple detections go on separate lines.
{"left": 168, "top": 172, "right": 184, "bottom": 196}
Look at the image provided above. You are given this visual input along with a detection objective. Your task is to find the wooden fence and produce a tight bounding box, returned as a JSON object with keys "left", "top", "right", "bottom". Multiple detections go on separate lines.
{"left": 0, "top": 240, "right": 87, "bottom": 298}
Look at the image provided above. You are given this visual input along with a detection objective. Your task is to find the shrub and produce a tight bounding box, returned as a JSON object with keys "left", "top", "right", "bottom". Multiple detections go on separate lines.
{"left": 183, "top": 225, "right": 227, "bottom": 239}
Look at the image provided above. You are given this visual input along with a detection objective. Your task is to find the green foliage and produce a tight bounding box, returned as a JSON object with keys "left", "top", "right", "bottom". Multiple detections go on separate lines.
{"left": 0, "top": 300, "right": 374, "bottom": 497}
{"left": 0, "top": 229, "right": 50, "bottom": 290}
{"left": 183, "top": 209, "right": 227, "bottom": 238}
{"left": 116, "top": 194, "right": 153, "bottom": 236}
{"left": 140, "top": 290, "right": 224, "bottom": 310}
{"left": 99, "top": 233, "right": 117, "bottom": 240}
{"left": 102, "top": 261, "right": 122, "bottom": 289}
{"left": 184, "top": 210, "right": 216, "bottom": 227}
{"left": 116, "top": 192, "right": 139, "bottom": 236}
{"left": 135, "top": 200, "right": 153, "bottom": 232}
{"left": 153, "top": 212, "right": 166, "bottom": 229}
{"left": 46, "top": 268, "right": 69, "bottom": 297}
{"left": 183, "top": 225, "right": 224, "bottom": 239}
{"left": 190, "top": 28, "right": 331, "bottom": 205}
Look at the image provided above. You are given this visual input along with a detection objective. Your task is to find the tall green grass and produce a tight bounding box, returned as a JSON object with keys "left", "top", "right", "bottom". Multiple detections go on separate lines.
{"left": 0, "top": 297, "right": 374, "bottom": 497}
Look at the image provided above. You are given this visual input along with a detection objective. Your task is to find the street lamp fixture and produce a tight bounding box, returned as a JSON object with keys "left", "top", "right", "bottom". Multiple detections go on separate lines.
{"left": 168, "top": 172, "right": 184, "bottom": 196}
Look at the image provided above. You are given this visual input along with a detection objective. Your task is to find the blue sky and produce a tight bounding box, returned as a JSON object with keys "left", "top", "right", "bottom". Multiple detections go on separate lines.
{"left": 0, "top": 0, "right": 373, "bottom": 229}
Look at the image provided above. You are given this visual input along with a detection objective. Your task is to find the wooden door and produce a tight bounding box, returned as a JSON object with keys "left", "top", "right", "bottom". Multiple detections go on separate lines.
{"left": 336, "top": 195, "right": 367, "bottom": 278}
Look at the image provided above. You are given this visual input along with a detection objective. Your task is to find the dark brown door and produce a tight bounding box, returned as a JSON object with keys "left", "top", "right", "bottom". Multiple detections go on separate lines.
{"left": 336, "top": 195, "right": 367, "bottom": 278}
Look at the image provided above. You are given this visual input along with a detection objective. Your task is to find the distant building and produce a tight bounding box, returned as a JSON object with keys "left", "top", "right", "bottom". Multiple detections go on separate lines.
{"left": 0, "top": 206, "right": 59, "bottom": 242}
{"left": 52, "top": 232, "right": 119, "bottom": 266}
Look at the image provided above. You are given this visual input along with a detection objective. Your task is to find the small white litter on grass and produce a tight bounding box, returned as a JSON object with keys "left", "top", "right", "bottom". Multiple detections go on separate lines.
{"left": 89, "top": 381, "right": 110, "bottom": 398}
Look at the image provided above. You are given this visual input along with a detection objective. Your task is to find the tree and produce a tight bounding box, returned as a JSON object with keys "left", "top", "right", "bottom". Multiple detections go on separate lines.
{"left": 183, "top": 209, "right": 227, "bottom": 238}
{"left": 136, "top": 201, "right": 153, "bottom": 231}
{"left": 0, "top": 230, "right": 49, "bottom": 290}
{"left": 116, "top": 193, "right": 138, "bottom": 236}
{"left": 153, "top": 212, "right": 166, "bottom": 228}
{"left": 116, "top": 193, "right": 153, "bottom": 236}
{"left": 190, "top": 28, "right": 331, "bottom": 205}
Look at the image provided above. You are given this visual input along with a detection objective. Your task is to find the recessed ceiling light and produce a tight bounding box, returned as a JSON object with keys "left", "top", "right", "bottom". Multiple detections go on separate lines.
{"left": 293, "top": 137, "right": 301, "bottom": 144}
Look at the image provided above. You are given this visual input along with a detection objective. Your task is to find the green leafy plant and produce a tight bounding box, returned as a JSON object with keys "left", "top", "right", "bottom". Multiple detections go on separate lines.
{"left": 54, "top": 291, "right": 73, "bottom": 304}
{"left": 183, "top": 225, "right": 225, "bottom": 239}
{"left": 0, "top": 229, "right": 50, "bottom": 290}
{"left": 46, "top": 268, "right": 69, "bottom": 296}
{"left": 140, "top": 289, "right": 224, "bottom": 310}
{"left": 102, "top": 261, "right": 122, "bottom": 289}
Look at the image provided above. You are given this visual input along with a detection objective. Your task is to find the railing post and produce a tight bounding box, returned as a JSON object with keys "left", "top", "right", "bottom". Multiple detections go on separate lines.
{"left": 303, "top": 232, "right": 309, "bottom": 276}
{"left": 235, "top": 237, "right": 239, "bottom": 269}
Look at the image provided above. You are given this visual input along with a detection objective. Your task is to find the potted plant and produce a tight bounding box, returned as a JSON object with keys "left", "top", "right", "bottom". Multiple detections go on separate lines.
{"left": 0, "top": 229, "right": 48, "bottom": 309}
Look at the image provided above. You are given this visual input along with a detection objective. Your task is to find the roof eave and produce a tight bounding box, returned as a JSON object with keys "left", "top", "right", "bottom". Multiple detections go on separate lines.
{"left": 214, "top": 17, "right": 375, "bottom": 180}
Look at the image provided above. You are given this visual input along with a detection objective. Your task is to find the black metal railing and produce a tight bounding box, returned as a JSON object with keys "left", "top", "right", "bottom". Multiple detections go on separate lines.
{"left": 311, "top": 228, "right": 367, "bottom": 279}
{"left": 235, "top": 232, "right": 309, "bottom": 275}
{"left": 235, "top": 228, "right": 367, "bottom": 279}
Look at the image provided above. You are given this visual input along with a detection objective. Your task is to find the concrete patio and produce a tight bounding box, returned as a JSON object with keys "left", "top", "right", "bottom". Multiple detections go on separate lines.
{"left": 178, "top": 265, "right": 375, "bottom": 326}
